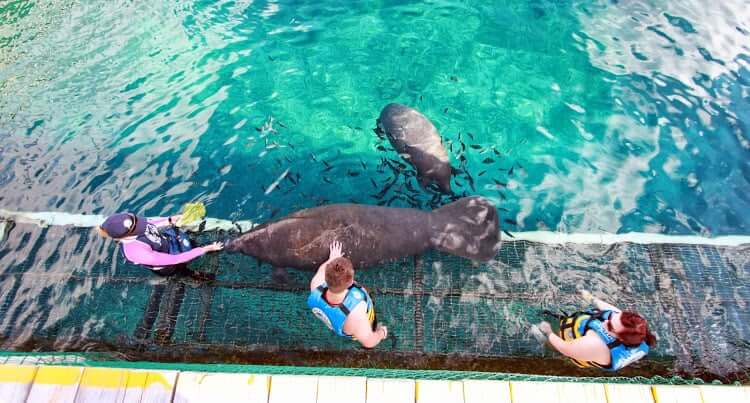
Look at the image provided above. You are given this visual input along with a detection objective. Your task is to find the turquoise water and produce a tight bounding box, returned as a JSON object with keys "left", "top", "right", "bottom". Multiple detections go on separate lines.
{"left": 1, "top": 0, "right": 749, "bottom": 234}
{"left": 2, "top": 0, "right": 750, "bottom": 379}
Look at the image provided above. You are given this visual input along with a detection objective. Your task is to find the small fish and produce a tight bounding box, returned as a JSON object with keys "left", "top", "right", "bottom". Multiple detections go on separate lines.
{"left": 467, "top": 132, "right": 475, "bottom": 140}
{"left": 355, "top": 126, "right": 362, "bottom": 130}
{"left": 482, "top": 157, "right": 494, "bottom": 164}
{"left": 278, "top": 121, "right": 288, "bottom": 129}
{"left": 370, "top": 178, "right": 378, "bottom": 188}
{"left": 478, "top": 170, "right": 486, "bottom": 176}
{"left": 286, "top": 173, "right": 298, "bottom": 185}
{"left": 322, "top": 160, "right": 331, "bottom": 168}
{"left": 458, "top": 154, "right": 467, "bottom": 162}
{"left": 255, "top": 126, "right": 262, "bottom": 132}
{"left": 470, "top": 144, "right": 483, "bottom": 150}
{"left": 322, "top": 164, "right": 334, "bottom": 173}
{"left": 492, "top": 148, "right": 501, "bottom": 157}
{"left": 458, "top": 132, "right": 462, "bottom": 141}
{"left": 449, "top": 143, "right": 453, "bottom": 153}
{"left": 493, "top": 179, "right": 507, "bottom": 187}
{"left": 284, "top": 155, "right": 293, "bottom": 163}
{"left": 465, "top": 174, "right": 476, "bottom": 191}
{"left": 443, "top": 107, "right": 449, "bottom": 113}
{"left": 497, "top": 192, "right": 507, "bottom": 200}
{"left": 323, "top": 177, "right": 333, "bottom": 184}
{"left": 268, "top": 56, "right": 276, "bottom": 61}
{"left": 503, "top": 230, "right": 515, "bottom": 239}
{"left": 360, "top": 160, "right": 367, "bottom": 170}
{"left": 347, "top": 170, "right": 360, "bottom": 177}
{"left": 388, "top": 159, "right": 407, "bottom": 169}
{"left": 450, "top": 76, "right": 458, "bottom": 81}
{"left": 264, "top": 168, "right": 290, "bottom": 195}
{"left": 286, "top": 142, "right": 295, "bottom": 150}
{"left": 509, "top": 166, "right": 514, "bottom": 176}
{"left": 310, "top": 153, "right": 318, "bottom": 162}
{"left": 504, "top": 218, "right": 518, "bottom": 226}
{"left": 269, "top": 208, "right": 280, "bottom": 218}
{"left": 419, "top": 95, "right": 423, "bottom": 102}
{"left": 376, "top": 145, "right": 387, "bottom": 152}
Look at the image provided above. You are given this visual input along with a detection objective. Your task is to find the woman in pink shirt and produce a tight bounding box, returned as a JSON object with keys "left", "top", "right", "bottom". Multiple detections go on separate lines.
{"left": 98, "top": 212, "right": 223, "bottom": 278}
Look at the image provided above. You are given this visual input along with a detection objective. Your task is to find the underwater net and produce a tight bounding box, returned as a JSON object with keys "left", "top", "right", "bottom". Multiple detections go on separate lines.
{"left": 0, "top": 215, "right": 748, "bottom": 383}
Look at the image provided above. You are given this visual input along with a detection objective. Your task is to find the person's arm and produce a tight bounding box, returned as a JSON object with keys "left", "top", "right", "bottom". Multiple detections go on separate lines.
{"left": 345, "top": 303, "right": 387, "bottom": 349}
{"left": 148, "top": 215, "right": 182, "bottom": 228}
{"left": 580, "top": 290, "right": 621, "bottom": 312}
{"left": 310, "top": 241, "right": 343, "bottom": 290}
{"left": 546, "top": 332, "right": 605, "bottom": 363}
{"left": 122, "top": 241, "right": 207, "bottom": 267}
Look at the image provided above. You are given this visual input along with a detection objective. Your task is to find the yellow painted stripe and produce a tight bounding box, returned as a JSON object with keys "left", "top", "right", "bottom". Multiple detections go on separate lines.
{"left": 32, "top": 366, "right": 82, "bottom": 385}
{"left": 80, "top": 367, "right": 127, "bottom": 388}
{"left": 0, "top": 365, "right": 37, "bottom": 383}
{"left": 125, "top": 370, "right": 149, "bottom": 389}
{"left": 144, "top": 371, "right": 175, "bottom": 390}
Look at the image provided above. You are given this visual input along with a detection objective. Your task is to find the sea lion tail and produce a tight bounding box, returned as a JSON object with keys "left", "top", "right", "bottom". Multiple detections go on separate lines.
{"left": 430, "top": 196, "right": 501, "bottom": 262}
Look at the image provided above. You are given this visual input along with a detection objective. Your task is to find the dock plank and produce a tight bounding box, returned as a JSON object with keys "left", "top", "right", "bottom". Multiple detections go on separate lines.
{"left": 604, "top": 384, "right": 654, "bottom": 403}
{"left": 269, "top": 375, "right": 318, "bottom": 403}
{"left": 74, "top": 367, "right": 129, "bottom": 403}
{"left": 26, "top": 366, "right": 84, "bottom": 403}
{"left": 317, "top": 376, "right": 366, "bottom": 403}
{"left": 0, "top": 364, "right": 37, "bottom": 403}
{"left": 138, "top": 370, "right": 178, "bottom": 403}
{"left": 173, "top": 372, "right": 270, "bottom": 403}
{"left": 699, "top": 385, "right": 750, "bottom": 403}
{"left": 416, "top": 380, "right": 464, "bottom": 403}
{"left": 651, "top": 385, "right": 702, "bottom": 403}
{"left": 510, "top": 381, "right": 606, "bottom": 403}
{"left": 366, "top": 378, "right": 415, "bottom": 403}
{"left": 463, "top": 380, "right": 511, "bottom": 403}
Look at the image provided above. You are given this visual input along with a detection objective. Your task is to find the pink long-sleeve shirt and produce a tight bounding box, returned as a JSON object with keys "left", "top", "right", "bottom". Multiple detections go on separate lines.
{"left": 120, "top": 217, "right": 205, "bottom": 269}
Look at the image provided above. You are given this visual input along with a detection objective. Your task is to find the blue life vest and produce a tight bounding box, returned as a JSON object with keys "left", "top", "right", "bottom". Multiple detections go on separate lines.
{"left": 307, "top": 283, "right": 376, "bottom": 339}
{"left": 122, "top": 224, "right": 192, "bottom": 268}
{"left": 558, "top": 309, "right": 649, "bottom": 371}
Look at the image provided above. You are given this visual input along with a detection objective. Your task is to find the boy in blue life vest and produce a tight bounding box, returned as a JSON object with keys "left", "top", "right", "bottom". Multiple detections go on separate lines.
{"left": 532, "top": 290, "right": 656, "bottom": 371}
{"left": 307, "top": 241, "right": 388, "bottom": 348}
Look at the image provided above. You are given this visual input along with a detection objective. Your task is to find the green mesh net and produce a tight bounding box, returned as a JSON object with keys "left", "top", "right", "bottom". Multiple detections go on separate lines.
{"left": 0, "top": 223, "right": 749, "bottom": 384}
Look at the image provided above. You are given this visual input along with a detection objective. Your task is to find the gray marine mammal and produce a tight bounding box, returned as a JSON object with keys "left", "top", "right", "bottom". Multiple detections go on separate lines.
{"left": 377, "top": 103, "right": 453, "bottom": 193}
{"left": 226, "top": 197, "right": 500, "bottom": 270}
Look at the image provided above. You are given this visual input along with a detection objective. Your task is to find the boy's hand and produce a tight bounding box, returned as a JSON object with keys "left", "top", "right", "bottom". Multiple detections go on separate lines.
{"left": 329, "top": 241, "right": 344, "bottom": 260}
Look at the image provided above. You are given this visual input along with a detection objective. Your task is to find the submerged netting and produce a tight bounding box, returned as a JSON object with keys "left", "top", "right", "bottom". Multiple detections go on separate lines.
{"left": 0, "top": 222, "right": 749, "bottom": 383}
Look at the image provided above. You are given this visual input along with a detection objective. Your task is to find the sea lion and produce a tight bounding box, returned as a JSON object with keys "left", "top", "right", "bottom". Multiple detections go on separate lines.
{"left": 226, "top": 197, "right": 500, "bottom": 270}
{"left": 376, "top": 103, "right": 453, "bottom": 193}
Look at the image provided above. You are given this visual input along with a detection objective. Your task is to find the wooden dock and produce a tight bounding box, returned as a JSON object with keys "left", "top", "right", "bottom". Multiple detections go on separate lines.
{"left": 1, "top": 364, "right": 748, "bottom": 403}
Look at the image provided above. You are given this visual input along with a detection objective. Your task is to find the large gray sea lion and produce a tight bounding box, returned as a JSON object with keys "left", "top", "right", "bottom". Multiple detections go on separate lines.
{"left": 377, "top": 103, "right": 453, "bottom": 193}
{"left": 226, "top": 197, "right": 500, "bottom": 270}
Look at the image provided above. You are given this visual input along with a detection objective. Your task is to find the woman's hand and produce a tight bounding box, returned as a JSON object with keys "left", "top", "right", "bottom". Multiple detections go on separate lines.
{"left": 538, "top": 321, "right": 553, "bottom": 336}
{"left": 169, "top": 214, "right": 183, "bottom": 225}
{"left": 203, "top": 241, "right": 224, "bottom": 252}
{"left": 329, "top": 240, "right": 344, "bottom": 260}
{"left": 580, "top": 289, "right": 594, "bottom": 304}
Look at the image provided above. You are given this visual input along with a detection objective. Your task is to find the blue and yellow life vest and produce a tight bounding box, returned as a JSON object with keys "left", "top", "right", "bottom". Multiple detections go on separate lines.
{"left": 307, "top": 283, "right": 376, "bottom": 339}
{"left": 558, "top": 310, "right": 649, "bottom": 371}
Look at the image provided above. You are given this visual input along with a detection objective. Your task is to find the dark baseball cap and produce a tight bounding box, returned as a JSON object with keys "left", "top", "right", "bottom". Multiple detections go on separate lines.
{"left": 100, "top": 213, "right": 147, "bottom": 238}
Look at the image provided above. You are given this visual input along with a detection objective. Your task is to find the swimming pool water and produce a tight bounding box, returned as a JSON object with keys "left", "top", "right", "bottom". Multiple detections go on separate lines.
{"left": 2, "top": 0, "right": 750, "bottom": 380}
{"left": 1, "top": 0, "right": 749, "bottom": 235}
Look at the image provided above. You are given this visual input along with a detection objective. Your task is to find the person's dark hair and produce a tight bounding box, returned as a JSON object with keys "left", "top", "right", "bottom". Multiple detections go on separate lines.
{"left": 325, "top": 257, "right": 354, "bottom": 293}
{"left": 618, "top": 311, "right": 656, "bottom": 347}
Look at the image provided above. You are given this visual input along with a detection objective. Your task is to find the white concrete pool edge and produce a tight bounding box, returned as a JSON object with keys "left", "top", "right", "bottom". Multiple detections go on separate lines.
{"left": 1, "top": 209, "right": 749, "bottom": 246}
